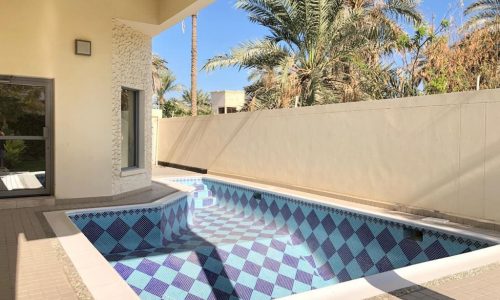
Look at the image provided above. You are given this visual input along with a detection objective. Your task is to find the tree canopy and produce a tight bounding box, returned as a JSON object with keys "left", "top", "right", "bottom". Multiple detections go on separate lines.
{"left": 203, "top": 0, "right": 498, "bottom": 110}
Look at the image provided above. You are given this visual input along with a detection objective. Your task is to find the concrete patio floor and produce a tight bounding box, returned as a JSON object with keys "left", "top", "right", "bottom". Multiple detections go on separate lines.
{"left": 370, "top": 263, "right": 500, "bottom": 300}
{"left": 0, "top": 166, "right": 499, "bottom": 299}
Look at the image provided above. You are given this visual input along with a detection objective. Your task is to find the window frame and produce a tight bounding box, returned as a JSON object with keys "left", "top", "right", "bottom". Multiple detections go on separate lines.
{"left": 121, "top": 87, "right": 141, "bottom": 171}
{"left": 0, "top": 75, "right": 54, "bottom": 198}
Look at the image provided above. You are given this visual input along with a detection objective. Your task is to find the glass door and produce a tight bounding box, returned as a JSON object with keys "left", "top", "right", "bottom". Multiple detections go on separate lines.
{"left": 0, "top": 76, "right": 52, "bottom": 198}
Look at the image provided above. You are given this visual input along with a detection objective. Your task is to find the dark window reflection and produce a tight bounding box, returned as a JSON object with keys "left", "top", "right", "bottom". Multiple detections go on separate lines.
{"left": 0, "top": 82, "right": 47, "bottom": 193}
{"left": 121, "top": 89, "right": 138, "bottom": 169}
{"left": 0, "top": 83, "right": 45, "bottom": 136}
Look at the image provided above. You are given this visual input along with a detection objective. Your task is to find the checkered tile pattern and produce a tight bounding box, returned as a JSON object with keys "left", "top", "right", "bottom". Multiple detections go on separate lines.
{"left": 69, "top": 196, "right": 190, "bottom": 255}
{"left": 161, "top": 197, "right": 193, "bottom": 242}
{"left": 204, "top": 180, "right": 491, "bottom": 283}
{"left": 69, "top": 179, "right": 492, "bottom": 300}
{"left": 107, "top": 205, "right": 328, "bottom": 299}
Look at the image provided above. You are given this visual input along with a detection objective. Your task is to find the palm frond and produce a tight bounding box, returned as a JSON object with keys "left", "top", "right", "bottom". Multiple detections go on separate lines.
{"left": 382, "top": 0, "right": 422, "bottom": 25}
{"left": 152, "top": 54, "right": 168, "bottom": 94}
{"left": 463, "top": 0, "right": 500, "bottom": 32}
{"left": 204, "top": 0, "right": 430, "bottom": 106}
{"left": 465, "top": 0, "right": 500, "bottom": 15}
{"left": 203, "top": 40, "right": 291, "bottom": 72}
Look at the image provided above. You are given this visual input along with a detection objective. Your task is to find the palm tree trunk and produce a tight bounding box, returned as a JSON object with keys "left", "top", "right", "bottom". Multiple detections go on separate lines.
{"left": 191, "top": 14, "right": 198, "bottom": 116}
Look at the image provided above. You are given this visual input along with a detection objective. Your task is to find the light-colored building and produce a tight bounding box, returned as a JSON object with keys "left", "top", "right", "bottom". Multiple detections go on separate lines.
{"left": 0, "top": 0, "right": 211, "bottom": 201}
{"left": 210, "top": 90, "right": 245, "bottom": 114}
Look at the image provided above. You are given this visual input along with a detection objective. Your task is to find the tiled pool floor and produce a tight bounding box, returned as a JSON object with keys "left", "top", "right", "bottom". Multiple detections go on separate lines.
{"left": 106, "top": 205, "right": 329, "bottom": 300}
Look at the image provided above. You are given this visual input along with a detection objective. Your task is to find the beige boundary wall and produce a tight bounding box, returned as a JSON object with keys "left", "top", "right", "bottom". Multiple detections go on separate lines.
{"left": 158, "top": 89, "right": 500, "bottom": 224}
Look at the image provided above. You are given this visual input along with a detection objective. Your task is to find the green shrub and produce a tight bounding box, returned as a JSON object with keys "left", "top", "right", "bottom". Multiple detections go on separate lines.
{"left": 4, "top": 140, "right": 26, "bottom": 168}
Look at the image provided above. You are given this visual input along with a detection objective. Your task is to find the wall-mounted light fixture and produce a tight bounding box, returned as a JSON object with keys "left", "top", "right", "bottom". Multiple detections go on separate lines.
{"left": 75, "top": 39, "right": 91, "bottom": 56}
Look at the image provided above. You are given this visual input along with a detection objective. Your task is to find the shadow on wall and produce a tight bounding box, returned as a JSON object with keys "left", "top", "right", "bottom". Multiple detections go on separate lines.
{"left": 163, "top": 112, "right": 257, "bottom": 169}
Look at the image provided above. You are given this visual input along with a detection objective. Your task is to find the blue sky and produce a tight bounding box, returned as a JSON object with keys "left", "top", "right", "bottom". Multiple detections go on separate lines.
{"left": 152, "top": 0, "right": 474, "bottom": 98}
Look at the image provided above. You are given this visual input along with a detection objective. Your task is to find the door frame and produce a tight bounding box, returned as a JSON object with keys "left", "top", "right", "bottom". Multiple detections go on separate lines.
{"left": 0, "top": 75, "right": 54, "bottom": 198}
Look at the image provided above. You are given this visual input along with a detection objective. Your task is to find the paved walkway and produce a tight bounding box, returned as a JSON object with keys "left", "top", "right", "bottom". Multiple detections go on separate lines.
{"left": 0, "top": 166, "right": 499, "bottom": 299}
{"left": 370, "top": 263, "right": 500, "bottom": 300}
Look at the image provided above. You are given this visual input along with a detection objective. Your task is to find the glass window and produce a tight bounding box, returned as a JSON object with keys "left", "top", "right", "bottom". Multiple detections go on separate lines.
{"left": 227, "top": 107, "right": 237, "bottom": 113}
{"left": 0, "top": 77, "right": 52, "bottom": 198}
{"left": 218, "top": 107, "right": 225, "bottom": 114}
{"left": 121, "top": 88, "right": 139, "bottom": 169}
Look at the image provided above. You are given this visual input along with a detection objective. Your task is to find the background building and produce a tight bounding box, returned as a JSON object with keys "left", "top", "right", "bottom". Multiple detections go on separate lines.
{"left": 210, "top": 90, "right": 245, "bottom": 114}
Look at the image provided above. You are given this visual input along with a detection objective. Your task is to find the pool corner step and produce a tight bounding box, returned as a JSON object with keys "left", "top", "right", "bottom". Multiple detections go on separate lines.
{"left": 191, "top": 183, "right": 218, "bottom": 208}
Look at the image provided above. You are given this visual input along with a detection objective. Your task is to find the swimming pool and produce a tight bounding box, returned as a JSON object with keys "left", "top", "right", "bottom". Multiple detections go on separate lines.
{"left": 68, "top": 177, "right": 495, "bottom": 300}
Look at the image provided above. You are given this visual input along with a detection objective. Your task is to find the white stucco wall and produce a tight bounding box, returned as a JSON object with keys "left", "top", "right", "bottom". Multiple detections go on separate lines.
{"left": 111, "top": 20, "right": 152, "bottom": 195}
{"left": 158, "top": 89, "right": 500, "bottom": 223}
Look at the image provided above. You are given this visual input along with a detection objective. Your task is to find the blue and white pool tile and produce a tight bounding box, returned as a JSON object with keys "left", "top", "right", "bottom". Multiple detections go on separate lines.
{"left": 69, "top": 179, "right": 492, "bottom": 300}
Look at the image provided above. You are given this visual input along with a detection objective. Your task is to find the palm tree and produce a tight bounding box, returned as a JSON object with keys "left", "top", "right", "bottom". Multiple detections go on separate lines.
{"left": 464, "top": 0, "right": 500, "bottom": 32}
{"left": 155, "top": 69, "right": 183, "bottom": 106}
{"left": 152, "top": 54, "right": 168, "bottom": 95}
{"left": 244, "top": 65, "right": 301, "bottom": 109}
{"left": 191, "top": 14, "right": 198, "bottom": 116}
{"left": 181, "top": 89, "right": 212, "bottom": 115}
{"left": 204, "top": 0, "right": 421, "bottom": 106}
{"left": 152, "top": 54, "right": 183, "bottom": 106}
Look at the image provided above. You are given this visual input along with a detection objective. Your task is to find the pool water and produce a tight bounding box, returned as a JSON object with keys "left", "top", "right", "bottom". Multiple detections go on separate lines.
{"left": 69, "top": 178, "right": 492, "bottom": 300}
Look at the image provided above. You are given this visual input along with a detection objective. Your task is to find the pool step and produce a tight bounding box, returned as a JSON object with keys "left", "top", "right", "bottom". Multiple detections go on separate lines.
{"left": 193, "top": 183, "right": 206, "bottom": 191}
{"left": 193, "top": 189, "right": 212, "bottom": 199}
{"left": 191, "top": 184, "right": 218, "bottom": 208}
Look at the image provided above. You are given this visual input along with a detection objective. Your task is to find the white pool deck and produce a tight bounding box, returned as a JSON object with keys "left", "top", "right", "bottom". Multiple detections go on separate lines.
{"left": 1, "top": 166, "right": 500, "bottom": 299}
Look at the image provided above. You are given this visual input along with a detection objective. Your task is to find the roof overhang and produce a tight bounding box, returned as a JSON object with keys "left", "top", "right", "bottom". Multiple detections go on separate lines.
{"left": 119, "top": 0, "right": 213, "bottom": 36}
